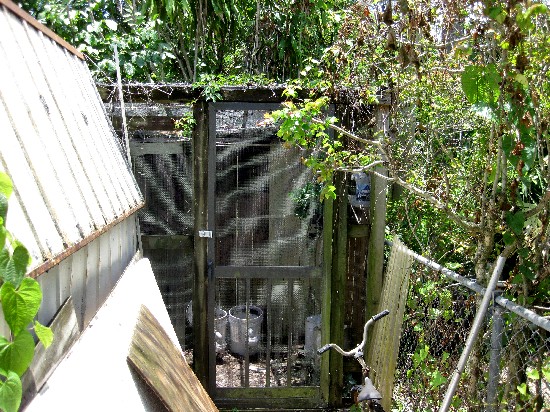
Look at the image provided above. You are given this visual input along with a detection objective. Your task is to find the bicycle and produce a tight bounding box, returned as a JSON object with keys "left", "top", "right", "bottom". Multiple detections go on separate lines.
{"left": 317, "top": 309, "right": 390, "bottom": 412}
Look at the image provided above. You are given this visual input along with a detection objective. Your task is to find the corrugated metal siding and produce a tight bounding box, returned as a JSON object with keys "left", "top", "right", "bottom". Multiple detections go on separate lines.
{"left": 0, "top": 4, "right": 144, "bottom": 280}
{"left": 37, "top": 217, "right": 138, "bottom": 329}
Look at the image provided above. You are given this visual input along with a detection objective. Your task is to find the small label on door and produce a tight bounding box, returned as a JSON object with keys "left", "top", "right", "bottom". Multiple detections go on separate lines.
{"left": 198, "top": 230, "right": 213, "bottom": 238}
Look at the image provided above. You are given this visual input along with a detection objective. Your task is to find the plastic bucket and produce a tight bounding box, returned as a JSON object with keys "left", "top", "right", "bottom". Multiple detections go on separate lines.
{"left": 186, "top": 301, "right": 228, "bottom": 352}
{"left": 228, "top": 305, "right": 263, "bottom": 356}
{"left": 304, "top": 314, "right": 322, "bottom": 357}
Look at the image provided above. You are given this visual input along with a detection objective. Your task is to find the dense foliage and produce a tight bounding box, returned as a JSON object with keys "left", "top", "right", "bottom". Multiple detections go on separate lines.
{"left": 272, "top": 0, "right": 550, "bottom": 305}
{"left": 19, "top": 0, "right": 353, "bottom": 82}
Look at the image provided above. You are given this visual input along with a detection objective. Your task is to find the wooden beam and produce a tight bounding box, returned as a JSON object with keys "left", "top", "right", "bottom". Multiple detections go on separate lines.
{"left": 192, "top": 100, "right": 210, "bottom": 388}
{"left": 366, "top": 104, "right": 390, "bottom": 320}
{"left": 127, "top": 304, "right": 218, "bottom": 412}
{"left": 321, "top": 172, "right": 349, "bottom": 408}
{"left": 320, "top": 191, "right": 334, "bottom": 404}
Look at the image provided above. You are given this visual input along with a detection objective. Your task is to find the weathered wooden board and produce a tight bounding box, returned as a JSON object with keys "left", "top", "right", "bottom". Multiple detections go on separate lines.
{"left": 21, "top": 296, "right": 80, "bottom": 408}
{"left": 128, "top": 304, "right": 218, "bottom": 412}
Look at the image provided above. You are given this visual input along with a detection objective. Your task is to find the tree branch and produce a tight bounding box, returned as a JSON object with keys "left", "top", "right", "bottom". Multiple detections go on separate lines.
{"left": 370, "top": 169, "right": 481, "bottom": 233}
{"left": 311, "top": 117, "right": 385, "bottom": 150}
{"left": 525, "top": 190, "right": 550, "bottom": 219}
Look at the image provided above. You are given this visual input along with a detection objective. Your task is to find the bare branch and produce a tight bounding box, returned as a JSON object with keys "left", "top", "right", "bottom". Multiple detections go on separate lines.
{"left": 311, "top": 117, "right": 384, "bottom": 149}
{"left": 370, "top": 170, "right": 481, "bottom": 233}
{"left": 525, "top": 190, "right": 550, "bottom": 219}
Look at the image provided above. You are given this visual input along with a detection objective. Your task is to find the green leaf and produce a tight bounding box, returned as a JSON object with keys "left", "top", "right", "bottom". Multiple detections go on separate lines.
{"left": 461, "top": 64, "right": 501, "bottom": 106}
{"left": 515, "top": 73, "right": 528, "bottom": 88}
{"left": 0, "top": 243, "right": 31, "bottom": 287}
{"left": 34, "top": 321, "right": 53, "bottom": 349}
{"left": 517, "top": 382, "right": 527, "bottom": 396}
{"left": 519, "top": 263, "right": 535, "bottom": 280}
{"left": 503, "top": 231, "right": 515, "bottom": 246}
{"left": 526, "top": 368, "right": 540, "bottom": 380}
{"left": 0, "top": 369, "right": 22, "bottom": 412}
{"left": 1, "top": 278, "right": 42, "bottom": 336}
{"left": 0, "top": 173, "right": 13, "bottom": 200}
{"left": 430, "top": 370, "right": 447, "bottom": 388}
{"left": 485, "top": 6, "right": 507, "bottom": 24}
{"left": 0, "top": 330, "right": 35, "bottom": 376}
{"left": 506, "top": 211, "right": 525, "bottom": 235}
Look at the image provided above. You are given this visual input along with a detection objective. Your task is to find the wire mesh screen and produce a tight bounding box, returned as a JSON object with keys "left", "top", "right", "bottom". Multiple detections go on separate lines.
{"left": 133, "top": 146, "right": 193, "bottom": 235}
{"left": 214, "top": 277, "right": 322, "bottom": 388}
{"left": 213, "top": 108, "right": 323, "bottom": 389}
{"left": 131, "top": 138, "right": 194, "bottom": 351}
{"left": 392, "top": 262, "right": 550, "bottom": 411}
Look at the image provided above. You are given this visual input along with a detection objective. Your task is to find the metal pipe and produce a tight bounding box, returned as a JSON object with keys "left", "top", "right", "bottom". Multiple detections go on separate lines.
{"left": 438, "top": 256, "right": 506, "bottom": 412}
{"left": 486, "top": 297, "right": 504, "bottom": 411}
{"left": 385, "top": 240, "right": 550, "bottom": 332}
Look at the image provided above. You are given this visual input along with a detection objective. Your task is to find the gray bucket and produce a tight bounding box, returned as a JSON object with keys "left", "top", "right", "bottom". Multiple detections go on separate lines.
{"left": 228, "top": 305, "right": 263, "bottom": 356}
{"left": 304, "top": 314, "right": 322, "bottom": 357}
{"left": 186, "top": 301, "right": 228, "bottom": 352}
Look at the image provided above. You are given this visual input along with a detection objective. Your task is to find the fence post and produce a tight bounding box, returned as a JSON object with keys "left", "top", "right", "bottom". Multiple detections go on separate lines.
{"left": 486, "top": 292, "right": 504, "bottom": 411}
{"left": 366, "top": 101, "right": 390, "bottom": 321}
{"left": 439, "top": 256, "right": 506, "bottom": 412}
{"left": 192, "top": 99, "right": 210, "bottom": 389}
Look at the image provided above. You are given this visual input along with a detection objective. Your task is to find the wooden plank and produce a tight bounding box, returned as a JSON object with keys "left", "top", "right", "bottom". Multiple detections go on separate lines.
{"left": 130, "top": 141, "right": 186, "bottom": 156}
{"left": 366, "top": 104, "right": 390, "bottom": 321}
{"left": 128, "top": 304, "right": 218, "bottom": 412}
{"left": 320, "top": 192, "right": 334, "bottom": 402}
{"left": 21, "top": 296, "right": 80, "bottom": 408}
{"left": 193, "top": 100, "right": 210, "bottom": 388}
{"left": 329, "top": 172, "right": 348, "bottom": 407}
{"left": 346, "top": 237, "right": 368, "bottom": 347}
{"left": 367, "top": 238, "right": 412, "bottom": 411}
{"left": 215, "top": 387, "right": 323, "bottom": 409}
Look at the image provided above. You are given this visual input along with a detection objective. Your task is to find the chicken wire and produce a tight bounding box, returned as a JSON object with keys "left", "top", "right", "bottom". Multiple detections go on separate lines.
{"left": 212, "top": 107, "right": 324, "bottom": 389}
{"left": 392, "top": 262, "right": 550, "bottom": 412}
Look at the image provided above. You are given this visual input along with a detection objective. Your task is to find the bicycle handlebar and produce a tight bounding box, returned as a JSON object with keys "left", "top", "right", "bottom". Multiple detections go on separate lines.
{"left": 316, "top": 309, "right": 390, "bottom": 357}
{"left": 317, "top": 344, "right": 331, "bottom": 354}
{"left": 371, "top": 309, "right": 390, "bottom": 322}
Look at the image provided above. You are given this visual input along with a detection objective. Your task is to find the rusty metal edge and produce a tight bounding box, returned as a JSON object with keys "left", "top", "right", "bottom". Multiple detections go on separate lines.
{"left": 1, "top": 0, "right": 84, "bottom": 60}
{"left": 28, "top": 202, "right": 144, "bottom": 279}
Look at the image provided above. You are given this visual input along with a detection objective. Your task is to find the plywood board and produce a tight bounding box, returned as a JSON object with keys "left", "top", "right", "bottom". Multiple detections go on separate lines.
{"left": 128, "top": 305, "right": 218, "bottom": 412}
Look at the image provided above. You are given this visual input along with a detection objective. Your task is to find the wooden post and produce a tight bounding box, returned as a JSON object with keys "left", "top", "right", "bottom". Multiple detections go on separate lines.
{"left": 366, "top": 103, "right": 390, "bottom": 321}
{"left": 321, "top": 172, "right": 348, "bottom": 407}
{"left": 192, "top": 100, "right": 210, "bottom": 388}
{"left": 320, "top": 186, "right": 334, "bottom": 403}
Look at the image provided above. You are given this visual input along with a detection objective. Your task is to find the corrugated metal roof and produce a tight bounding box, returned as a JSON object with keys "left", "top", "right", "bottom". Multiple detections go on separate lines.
{"left": 0, "top": 1, "right": 144, "bottom": 277}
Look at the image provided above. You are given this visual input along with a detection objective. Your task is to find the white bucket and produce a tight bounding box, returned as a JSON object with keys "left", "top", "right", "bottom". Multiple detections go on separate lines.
{"left": 228, "top": 305, "right": 263, "bottom": 356}
{"left": 186, "top": 301, "right": 228, "bottom": 352}
{"left": 304, "top": 314, "right": 322, "bottom": 357}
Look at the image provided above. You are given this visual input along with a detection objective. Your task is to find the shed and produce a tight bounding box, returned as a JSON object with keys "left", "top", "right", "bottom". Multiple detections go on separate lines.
{"left": 0, "top": 0, "right": 142, "bottom": 331}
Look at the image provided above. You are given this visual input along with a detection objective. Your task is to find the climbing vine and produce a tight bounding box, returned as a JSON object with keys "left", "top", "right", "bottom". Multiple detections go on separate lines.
{"left": 0, "top": 173, "right": 53, "bottom": 412}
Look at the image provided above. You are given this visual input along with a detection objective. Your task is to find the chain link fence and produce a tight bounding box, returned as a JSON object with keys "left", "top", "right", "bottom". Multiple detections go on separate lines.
{"left": 391, "top": 257, "right": 549, "bottom": 411}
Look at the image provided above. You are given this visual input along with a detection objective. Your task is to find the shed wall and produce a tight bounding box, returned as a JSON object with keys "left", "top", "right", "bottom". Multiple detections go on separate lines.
{"left": 0, "top": 1, "right": 144, "bottom": 331}
{"left": 0, "top": 3, "right": 143, "bottom": 279}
